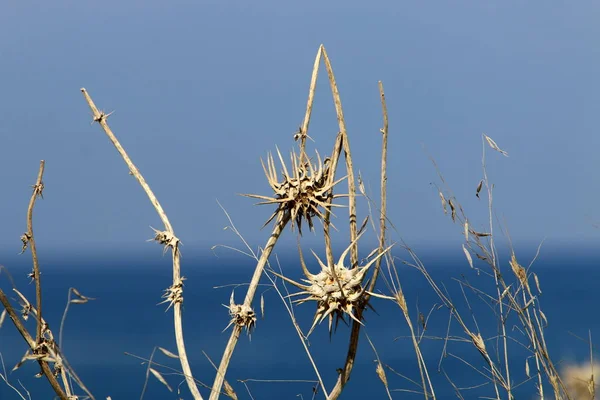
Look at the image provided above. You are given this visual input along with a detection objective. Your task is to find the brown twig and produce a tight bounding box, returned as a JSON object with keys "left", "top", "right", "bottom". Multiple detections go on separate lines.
{"left": 80, "top": 88, "right": 203, "bottom": 400}
{"left": 0, "top": 289, "right": 68, "bottom": 400}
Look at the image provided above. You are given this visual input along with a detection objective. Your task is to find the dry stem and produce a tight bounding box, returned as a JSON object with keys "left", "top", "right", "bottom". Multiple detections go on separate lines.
{"left": 321, "top": 46, "right": 358, "bottom": 269}
{"left": 0, "top": 289, "right": 68, "bottom": 400}
{"left": 80, "top": 88, "right": 202, "bottom": 400}
{"left": 23, "top": 160, "right": 45, "bottom": 343}
{"left": 209, "top": 213, "right": 290, "bottom": 400}
{"left": 369, "top": 81, "right": 388, "bottom": 290}
{"left": 298, "top": 46, "right": 322, "bottom": 161}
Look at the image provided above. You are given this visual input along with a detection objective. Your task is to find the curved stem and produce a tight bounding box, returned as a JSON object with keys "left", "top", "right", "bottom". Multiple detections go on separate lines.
{"left": 25, "top": 160, "right": 45, "bottom": 343}
{"left": 80, "top": 89, "right": 203, "bottom": 400}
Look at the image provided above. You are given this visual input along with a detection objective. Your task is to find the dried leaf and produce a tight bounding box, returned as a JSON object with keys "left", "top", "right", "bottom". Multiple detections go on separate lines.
{"left": 471, "top": 230, "right": 491, "bottom": 237}
{"left": 70, "top": 287, "right": 95, "bottom": 304}
{"left": 525, "top": 358, "right": 530, "bottom": 378}
{"left": 260, "top": 294, "right": 265, "bottom": 319}
{"left": 149, "top": 368, "right": 173, "bottom": 392}
{"left": 476, "top": 179, "right": 483, "bottom": 199}
{"left": 224, "top": 379, "right": 238, "bottom": 399}
{"left": 484, "top": 134, "right": 508, "bottom": 157}
{"left": 358, "top": 216, "right": 369, "bottom": 236}
{"left": 462, "top": 245, "right": 474, "bottom": 269}
{"left": 540, "top": 310, "right": 548, "bottom": 327}
{"left": 12, "top": 351, "right": 30, "bottom": 372}
{"left": 448, "top": 199, "right": 456, "bottom": 221}
{"left": 533, "top": 273, "right": 542, "bottom": 294}
{"left": 439, "top": 192, "right": 447, "bottom": 214}
{"left": 0, "top": 309, "right": 6, "bottom": 329}
{"left": 464, "top": 221, "right": 469, "bottom": 242}
{"left": 500, "top": 284, "right": 512, "bottom": 300}
{"left": 158, "top": 347, "right": 179, "bottom": 359}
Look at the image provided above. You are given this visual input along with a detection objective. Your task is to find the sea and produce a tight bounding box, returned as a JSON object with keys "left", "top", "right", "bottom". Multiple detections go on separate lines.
{"left": 0, "top": 246, "right": 598, "bottom": 399}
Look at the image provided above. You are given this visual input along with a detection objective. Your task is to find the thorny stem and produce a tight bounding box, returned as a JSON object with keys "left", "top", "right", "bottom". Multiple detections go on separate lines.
{"left": 24, "top": 160, "right": 45, "bottom": 343}
{"left": 80, "top": 88, "right": 203, "bottom": 400}
{"left": 0, "top": 290, "right": 68, "bottom": 400}
{"left": 209, "top": 212, "right": 290, "bottom": 400}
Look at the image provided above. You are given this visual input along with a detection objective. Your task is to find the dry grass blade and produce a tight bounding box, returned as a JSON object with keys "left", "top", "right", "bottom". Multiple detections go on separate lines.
{"left": 149, "top": 368, "right": 173, "bottom": 392}
{"left": 80, "top": 88, "right": 202, "bottom": 400}
{"left": 158, "top": 347, "right": 179, "bottom": 359}
{"left": 462, "top": 245, "right": 474, "bottom": 269}
{"left": 483, "top": 134, "right": 508, "bottom": 157}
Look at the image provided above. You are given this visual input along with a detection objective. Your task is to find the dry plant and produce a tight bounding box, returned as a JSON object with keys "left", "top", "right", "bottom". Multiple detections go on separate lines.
{"left": 373, "top": 134, "right": 578, "bottom": 400}
{"left": 209, "top": 45, "right": 397, "bottom": 400}
{"left": 1, "top": 44, "right": 594, "bottom": 400}
{"left": 0, "top": 161, "right": 93, "bottom": 400}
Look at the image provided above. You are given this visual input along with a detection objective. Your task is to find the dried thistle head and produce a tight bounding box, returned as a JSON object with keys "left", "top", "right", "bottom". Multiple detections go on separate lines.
{"left": 244, "top": 148, "right": 345, "bottom": 234}
{"left": 224, "top": 292, "right": 256, "bottom": 335}
{"left": 273, "top": 234, "right": 392, "bottom": 336}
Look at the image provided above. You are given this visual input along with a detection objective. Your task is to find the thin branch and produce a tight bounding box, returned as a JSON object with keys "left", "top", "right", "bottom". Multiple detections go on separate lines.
{"left": 80, "top": 88, "right": 202, "bottom": 400}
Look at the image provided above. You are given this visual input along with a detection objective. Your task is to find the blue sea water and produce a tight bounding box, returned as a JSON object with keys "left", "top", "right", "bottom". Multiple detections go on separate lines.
{"left": 0, "top": 247, "right": 598, "bottom": 399}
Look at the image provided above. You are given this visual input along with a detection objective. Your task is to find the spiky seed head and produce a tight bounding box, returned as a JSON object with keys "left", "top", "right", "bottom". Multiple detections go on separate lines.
{"left": 273, "top": 235, "right": 393, "bottom": 336}
{"left": 244, "top": 148, "right": 345, "bottom": 234}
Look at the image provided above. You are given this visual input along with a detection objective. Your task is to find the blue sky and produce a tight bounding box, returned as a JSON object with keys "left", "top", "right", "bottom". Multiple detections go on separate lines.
{"left": 1, "top": 1, "right": 599, "bottom": 257}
